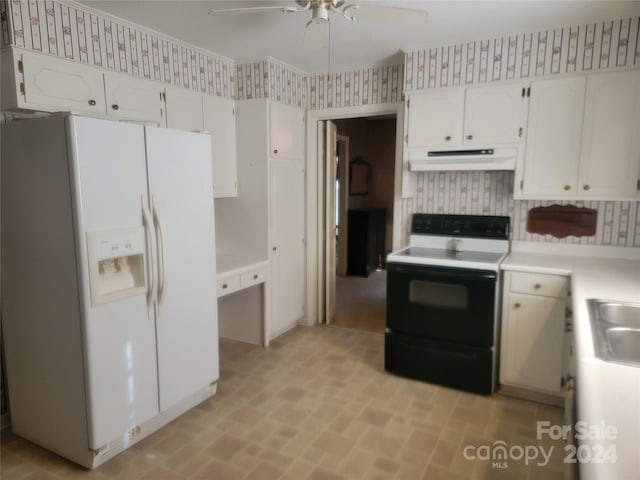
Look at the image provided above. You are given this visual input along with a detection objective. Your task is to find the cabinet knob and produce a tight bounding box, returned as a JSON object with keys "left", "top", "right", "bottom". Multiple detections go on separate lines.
{"left": 112, "top": 104, "right": 120, "bottom": 111}
{"left": 466, "top": 134, "right": 473, "bottom": 140}
{"left": 564, "top": 185, "right": 571, "bottom": 191}
{"left": 88, "top": 99, "right": 97, "bottom": 106}
{"left": 253, "top": 274, "right": 258, "bottom": 279}
{"left": 583, "top": 184, "right": 590, "bottom": 191}
{"left": 222, "top": 283, "right": 228, "bottom": 289}
{"left": 444, "top": 135, "right": 451, "bottom": 141}
{"left": 513, "top": 302, "right": 521, "bottom": 309}
{"left": 273, "top": 148, "right": 278, "bottom": 154}
{"left": 534, "top": 283, "right": 542, "bottom": 290}
{"left": 563, "top": 375, "right": 574, "bottom": 391}
{"left": 272, "top": 246, "right": 277, "bottom": 251}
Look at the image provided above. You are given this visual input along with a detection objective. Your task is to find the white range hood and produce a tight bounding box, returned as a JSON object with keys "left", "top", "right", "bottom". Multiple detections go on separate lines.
{"left": 408, "top": 146, "right": 518, "bottom": 172}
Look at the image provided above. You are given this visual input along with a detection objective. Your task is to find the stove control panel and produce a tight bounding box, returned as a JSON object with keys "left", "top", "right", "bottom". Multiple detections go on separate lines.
{"left": 411, "top": 214, "right": 510, "bottom": 239}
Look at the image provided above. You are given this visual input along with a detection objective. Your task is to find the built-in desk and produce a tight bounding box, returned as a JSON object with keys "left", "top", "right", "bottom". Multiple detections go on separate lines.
{"left": 216, "top": 254, "right": 270, "bottom": 346}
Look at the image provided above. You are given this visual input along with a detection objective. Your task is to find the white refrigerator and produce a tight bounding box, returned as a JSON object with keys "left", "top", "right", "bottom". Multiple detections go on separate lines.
{"left": 1, "top": 114, "right": 219, "bottom": 468}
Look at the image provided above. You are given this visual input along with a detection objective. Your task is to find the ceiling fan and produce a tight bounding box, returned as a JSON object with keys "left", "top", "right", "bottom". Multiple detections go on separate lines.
{"left": 208, "top": 0, "right": 428, "bottom": 51}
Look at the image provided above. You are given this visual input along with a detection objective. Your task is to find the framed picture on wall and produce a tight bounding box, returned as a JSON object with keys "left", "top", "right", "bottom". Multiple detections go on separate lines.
{"left": 349, "top": 158, "right": 369, "bottom": 195}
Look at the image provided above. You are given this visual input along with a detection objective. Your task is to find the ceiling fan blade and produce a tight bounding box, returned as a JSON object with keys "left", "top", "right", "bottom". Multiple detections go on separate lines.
{"left": 208, "top": 5, "right": 298, "bottom": 16}
{"left": 304, "top": 20, "right": 329, "bottom": 50}
{"left": 343, "top": 4, "right": 427, "bottom": 26}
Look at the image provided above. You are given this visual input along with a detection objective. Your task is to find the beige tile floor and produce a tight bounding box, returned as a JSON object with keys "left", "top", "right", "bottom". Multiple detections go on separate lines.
{"left": 332, "top": 271, "right": 386, "bottom": 334}
{"left": 1, "top": 326, "right": 565, "bottom": 480}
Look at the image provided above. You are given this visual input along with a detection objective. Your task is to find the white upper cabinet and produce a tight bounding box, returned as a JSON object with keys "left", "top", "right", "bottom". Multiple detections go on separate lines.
{"left": 164, "top": 88, "right": 238, "bottom": 197}
{"left": 406, "top": 82, "right": 525, "bottom": 149}
{"left": 518, "top": 70, "right": 640, "bottom": 200}
{"left": 104, "top": 72, "right": 164, "bottom": 124}
{"left": 269, "top": 102, "right": 305, "bottom": 159}
{"left": 521, "top": 76, "right": 586, "bottom": 197}
{"left": 578, "top": 70, "right": 640, "bottom": 198}
{"left": 164, "top": 86, "right": 204, "bottom": 131}
{"left": 463, "top": 83, "right": 525, "bottom": 146}
{"left": 1, "top": 48, "right": 106, "bottom": 115}
{"left": 203, "top": 95, "right": 238, "bottom": 197}
{"left": 406, "top": 88, "right": 463, "bottom": 149}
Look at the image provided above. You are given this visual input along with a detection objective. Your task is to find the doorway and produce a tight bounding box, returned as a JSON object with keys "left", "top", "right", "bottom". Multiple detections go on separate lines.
{"left": 304, "top": 102, "right": 405, "bottom": 330}
{"left": 323, "top": 116, "right": 397, "bottom": 334}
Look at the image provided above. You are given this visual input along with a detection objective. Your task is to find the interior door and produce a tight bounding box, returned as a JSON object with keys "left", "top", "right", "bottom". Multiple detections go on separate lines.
{"left": 325, "top": 121, "right": 338, "bottom": 323}
{"left": 144, "top": 126, "right": 219, "bottom": 412}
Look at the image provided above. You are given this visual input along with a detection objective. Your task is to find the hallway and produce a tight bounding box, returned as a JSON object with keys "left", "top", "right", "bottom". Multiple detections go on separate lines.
{"left": 331, "top": 270, "right": 386, "bottom": 334}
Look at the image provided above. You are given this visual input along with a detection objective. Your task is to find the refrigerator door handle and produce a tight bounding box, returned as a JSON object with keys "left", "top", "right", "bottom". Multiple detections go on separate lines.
{"left": 152, "top": 196, "right": 168, "bottom": 311}
{"left": 142, "top": 195, "right": 158, "bottom": 318}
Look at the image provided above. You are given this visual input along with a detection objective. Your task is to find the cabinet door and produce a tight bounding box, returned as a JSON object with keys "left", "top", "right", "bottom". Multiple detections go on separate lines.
{"left": 269, "top": 103, "right": 305, "bottom": 159}
{"left": 521, "top": 76, "right": 586, "bottom": 197}
{"left": 500, "top": 292, "right": 565, "bottom": 395}
{"left": 203, "top": 95, "right": 238, "bottom": 197}
{"left": 578, "top": 70, "right": 640, "bottom": 198}
{"left": 270, "top": 158, "right": 305, "bottom": 338}
{"left": 406, "top": 88, "right": 464, "bottom": 149}
{"left": 463, "top": 83, "right": 525, "bottom": 146}
{"left": 104, "top": 72, "right": 164, "bottom": 123}
{"left": 164, "top": 86, "right": 203, "bottom": 131}
{"left": 18, "top": 50, "right": 106, "bottom": 115}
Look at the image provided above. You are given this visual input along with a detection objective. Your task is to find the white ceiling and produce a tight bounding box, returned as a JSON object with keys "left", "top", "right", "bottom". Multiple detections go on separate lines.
{"left": 79, "top": 1, "right": 640, "bottom": 74}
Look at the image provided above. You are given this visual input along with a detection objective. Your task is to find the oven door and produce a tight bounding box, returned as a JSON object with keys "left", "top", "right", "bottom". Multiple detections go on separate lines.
{"left": 386, "top": 262, "right": 497, "bottom": 347}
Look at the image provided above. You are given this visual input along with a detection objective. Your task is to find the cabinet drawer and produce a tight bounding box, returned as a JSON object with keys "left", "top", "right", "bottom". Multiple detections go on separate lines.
{"left": 241, "top": 267, "right": 267, "bottom": 288}
{"left": 217, "top": 274, "right": 241, "bottom": 297}
{"left": 509, "top": 272, "right": 568, "bottom": 298}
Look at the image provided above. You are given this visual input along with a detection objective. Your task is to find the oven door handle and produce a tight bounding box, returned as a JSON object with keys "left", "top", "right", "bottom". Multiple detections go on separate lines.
{"left": 388, "top": 264, "right": 496, "bottom": 281}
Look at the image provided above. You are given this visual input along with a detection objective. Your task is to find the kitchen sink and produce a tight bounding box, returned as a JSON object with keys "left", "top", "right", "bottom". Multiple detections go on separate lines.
{"left": 588, "top": 299, "right": 640, "bottom": 366}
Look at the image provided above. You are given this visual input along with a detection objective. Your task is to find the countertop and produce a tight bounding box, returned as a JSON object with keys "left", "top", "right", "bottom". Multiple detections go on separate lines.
{"left": 216, "top": 254, "right": 268, "bottom": 276}
{"left": 502, "top": 241, "right": 640, "bottom": 480}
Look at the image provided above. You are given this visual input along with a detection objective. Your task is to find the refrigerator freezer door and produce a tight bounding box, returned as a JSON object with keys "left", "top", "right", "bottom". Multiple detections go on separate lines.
{"left": 68, "top": 116, "right": 160, "bottom": 449}
{"left": 144, "top": 126, "right": 219, "bottom": 411}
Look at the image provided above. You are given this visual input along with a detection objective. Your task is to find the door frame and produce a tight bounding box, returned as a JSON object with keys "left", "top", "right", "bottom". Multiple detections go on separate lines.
{"left": 336, "top": 134, "right": 349, "bottom": 277}
{"left": 304, "top": 101, "right": 405, "bottom": 326}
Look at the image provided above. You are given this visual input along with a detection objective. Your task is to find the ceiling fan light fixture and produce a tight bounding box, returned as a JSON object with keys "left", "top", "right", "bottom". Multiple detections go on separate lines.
{"left": 310, "top": 5, "right": 329, "bottom": 23}
{"left": 304, "top": 17, "right": 329, "bottom": 49}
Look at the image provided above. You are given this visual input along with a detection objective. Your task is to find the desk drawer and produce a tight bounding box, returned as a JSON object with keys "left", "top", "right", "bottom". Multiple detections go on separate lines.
{"left": 509, "top": 272, "right": 568, "bottom": 298}
{"left": 241, "top": 267, "right": 268, "bottom": 289}
{"left": 217, "top": 274, "right": 241, "bottom": 297}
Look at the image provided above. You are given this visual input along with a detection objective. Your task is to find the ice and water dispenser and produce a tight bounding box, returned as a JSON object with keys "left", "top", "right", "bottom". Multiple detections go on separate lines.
{"left": 87, "top": 227, "right": 147, "bottom": 305}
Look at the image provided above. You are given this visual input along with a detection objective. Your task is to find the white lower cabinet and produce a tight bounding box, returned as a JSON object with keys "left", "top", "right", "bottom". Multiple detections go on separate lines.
{"left": 500, "top": 271, "right": 569, "bottom": 397}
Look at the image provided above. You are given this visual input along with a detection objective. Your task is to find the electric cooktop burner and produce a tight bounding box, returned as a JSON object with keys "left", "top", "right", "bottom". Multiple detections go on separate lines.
{"left": 390, "top": 246, "right": 507, "bottom": 270}
{"left": 387, "top": 213, "right": 511, "bottom": 271}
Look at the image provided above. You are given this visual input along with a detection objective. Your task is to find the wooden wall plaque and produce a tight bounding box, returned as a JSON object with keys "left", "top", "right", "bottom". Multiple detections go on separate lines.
{"left": 527, "top": 204, "right": 597, "bottom": 238}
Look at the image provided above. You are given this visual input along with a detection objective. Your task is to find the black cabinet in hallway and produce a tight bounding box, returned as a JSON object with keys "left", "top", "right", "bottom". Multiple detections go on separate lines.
{"left": 347, "top": 208, "right": 386, "bottom": 277}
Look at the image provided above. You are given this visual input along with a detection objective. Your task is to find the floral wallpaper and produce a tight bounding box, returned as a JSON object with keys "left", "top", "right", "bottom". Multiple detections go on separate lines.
{"left": 2, "top": 0, "right": 303, "bottom": 105}
{"left": 307, "top": 64, "right": 403, "bottom": 110}
{"left": 400, "top": 171, "right": 640, "bottom": 247}
{"left": 235, "top": 58, "right": 307, "bottom": 108}
{"left": 399, "top": 15, "right": 640, "bottom": 248}
{"left": 2, "top": 1, "right": 639, "bottom": 248}
{"left": 404, "top": 17, "right": 640, "bottom": 91}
